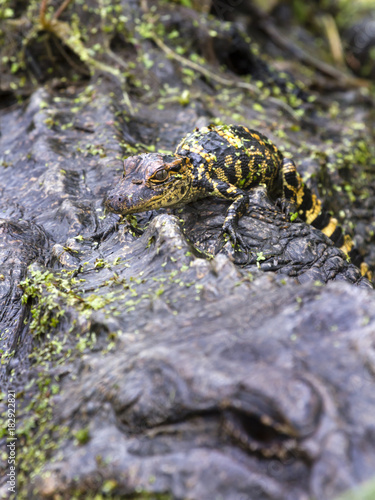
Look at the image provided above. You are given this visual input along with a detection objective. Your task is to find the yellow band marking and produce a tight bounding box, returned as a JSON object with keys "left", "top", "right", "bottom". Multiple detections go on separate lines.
{"left": 321, "top": 218, "right": 338, "bottom": 238}
{"left": 216, "top": 167, "right": 229, "bottom": 182}
{"left": 360, "top": 262, "right": 372, "bottom": 279}
{"left": 234, "top": 159, "right": 242, "bottom": 182}
{"left": 340, "top": 234, "right": 354, "bottom": 254}
{"left": 304, "top": 194, "right": 322, "bottom": 224}
{"left": 225, "top": 154, "right": 234, "bottom": 167}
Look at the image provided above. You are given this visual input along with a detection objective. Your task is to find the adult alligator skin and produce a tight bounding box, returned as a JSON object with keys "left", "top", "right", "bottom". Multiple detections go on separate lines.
{"left": 106, "top": 124, "right": 371, "bottom": 279}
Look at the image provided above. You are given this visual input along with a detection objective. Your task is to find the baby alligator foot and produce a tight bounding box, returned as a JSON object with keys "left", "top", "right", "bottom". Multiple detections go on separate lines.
{"left": 215, "top": 219, "right": 248, "bottom": 254}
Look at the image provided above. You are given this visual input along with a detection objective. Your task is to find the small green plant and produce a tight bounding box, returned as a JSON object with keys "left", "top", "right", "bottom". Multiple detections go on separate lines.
{"left": 20, "top": 268, "right": 68, "bottom": 336}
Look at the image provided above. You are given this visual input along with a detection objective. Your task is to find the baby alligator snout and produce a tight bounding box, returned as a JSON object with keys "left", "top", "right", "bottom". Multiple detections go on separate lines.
{"left": 105, "top": 190, "right": 129, "bottom": 214}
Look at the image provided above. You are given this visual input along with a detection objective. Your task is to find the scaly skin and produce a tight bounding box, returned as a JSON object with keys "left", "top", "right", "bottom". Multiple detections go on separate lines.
{"left": 106, "top": 124, "right": 370, "bottom": 278}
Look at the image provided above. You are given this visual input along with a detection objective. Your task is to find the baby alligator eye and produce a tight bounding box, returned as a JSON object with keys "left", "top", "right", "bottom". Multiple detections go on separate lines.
{"left": 152, "top": 168, "right": 169, "bottom": 182}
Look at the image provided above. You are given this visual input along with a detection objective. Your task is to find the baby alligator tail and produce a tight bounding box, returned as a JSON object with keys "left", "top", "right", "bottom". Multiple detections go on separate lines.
{"left": 282, "top": 158, "right": 372, "bottom": 280}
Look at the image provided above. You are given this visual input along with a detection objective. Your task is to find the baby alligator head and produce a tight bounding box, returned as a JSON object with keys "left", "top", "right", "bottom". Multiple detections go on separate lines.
{"left": 106, "top": 153, "right": 192, "bottom": 215}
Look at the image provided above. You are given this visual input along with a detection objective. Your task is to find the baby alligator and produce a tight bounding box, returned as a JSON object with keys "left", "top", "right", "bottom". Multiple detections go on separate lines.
{"left": 106, "top": 124, "right": 370, "bottom": 278}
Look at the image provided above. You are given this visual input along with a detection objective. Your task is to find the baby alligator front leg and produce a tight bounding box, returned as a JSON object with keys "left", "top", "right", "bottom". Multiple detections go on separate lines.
{"left": 209, "top": 179, "right": 250, "bottom": 249}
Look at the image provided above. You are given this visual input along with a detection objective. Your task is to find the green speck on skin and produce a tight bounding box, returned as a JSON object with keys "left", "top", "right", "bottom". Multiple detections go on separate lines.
{"left": 314, "top": 280, "right": 324, "bottom": 287}
{"left": 256, "top": 252, "right": 265, "bottom": 262}
{"left": 179, "top": 89, "right": 190, "bottom": 105}
{"left": 253, "top": 103, "right": 263, "bottom": 113}
{"left": 167, "top": 29, "right": 180, "bottom": 39}
{"left": 95, "top": 258, "right": 106, "bottom": 268}
{"left": 102, "top": 479, "right": 118, "bottom": 494}
{"left": 74, "top": 428, "right": 90, "bottom": 445}
{"left": 361, "top": 316, "right": 370, "bottom": 326}
{"left": 290, "top": 212, "right": 298, "bottom": 221}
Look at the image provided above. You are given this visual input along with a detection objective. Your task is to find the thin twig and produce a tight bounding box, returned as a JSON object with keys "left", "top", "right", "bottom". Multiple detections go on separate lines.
{"left": 39, "top": 0, "right": 49, "bottom": 24}
{"left": 53, "top": 35, "right": 91, "bottom": 76}
{"left": 320, "top": 14, "right": 345, "bottom": 67}
{"left": 253, "top": 9, "right": 368, "bottom": 88}
{"left": 152, "top": 33, "right": 258, "bottom": 93}
{"left": 34, "top": 0, "right": 133, "bottom": 113}
{"left": 53, "top": 0, "right": 74, "bottom": 20}
{"left": 151, "top": 33, "right": 300, "bottom": 121}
